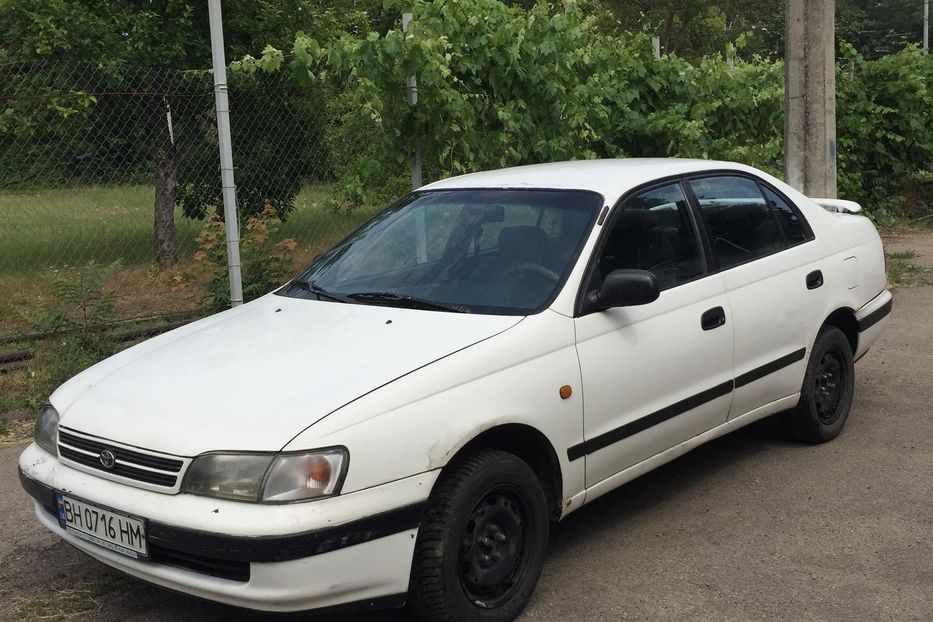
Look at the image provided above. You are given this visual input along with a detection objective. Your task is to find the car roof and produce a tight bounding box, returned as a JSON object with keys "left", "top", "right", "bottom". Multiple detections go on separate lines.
{"left": 420, "top": 158, "right": 759, "bottom": 203}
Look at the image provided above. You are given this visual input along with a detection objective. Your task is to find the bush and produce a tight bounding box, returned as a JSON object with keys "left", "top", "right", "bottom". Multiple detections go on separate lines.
{"left": 837, "top": 43, "right": 933, "bottom": 222}
{"left": 279, "top": 0, "right": 933, "bottom": 220}
{"left": 194, "top": 205, "right": 298, "bottom": 311}
{"left": 17, "top": 258, "right": 124, "bottom": 338}
{"left": 15, "top": 259, "right": 124, "bottom": 407}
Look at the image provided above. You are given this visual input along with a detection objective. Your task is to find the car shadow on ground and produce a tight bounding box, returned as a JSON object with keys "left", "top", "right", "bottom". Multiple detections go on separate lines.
{"left": 544, "top": 418, "right": 791, "bottom": 558}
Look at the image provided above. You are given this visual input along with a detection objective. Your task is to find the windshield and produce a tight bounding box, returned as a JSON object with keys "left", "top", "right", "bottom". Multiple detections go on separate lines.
{"left": 281, "top": 189, "right": 602, "bottom": 315}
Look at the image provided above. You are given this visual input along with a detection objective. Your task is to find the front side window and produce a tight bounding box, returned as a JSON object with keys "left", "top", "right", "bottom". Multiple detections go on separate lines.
{"left": 689, "top": 176, "right": 784, "bottom": 270}
{"left": 282, "top": 189, "right": 602, "bottom": 315}
{"left": 596, "top": 183, "right": 704, "bottom": 290}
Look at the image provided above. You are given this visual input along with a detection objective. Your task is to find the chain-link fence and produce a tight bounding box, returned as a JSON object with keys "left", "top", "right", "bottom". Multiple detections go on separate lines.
{"left": 0, "top": 60, "right": 381, "bottom": 338}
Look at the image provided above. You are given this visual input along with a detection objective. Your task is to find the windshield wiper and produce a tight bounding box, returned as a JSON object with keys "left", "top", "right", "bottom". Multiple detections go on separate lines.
{"left": 288, "top": 279, "right": 349, "bottom": 303}
{"left": 345, "top": 291, "right": 468, "bottom": 313}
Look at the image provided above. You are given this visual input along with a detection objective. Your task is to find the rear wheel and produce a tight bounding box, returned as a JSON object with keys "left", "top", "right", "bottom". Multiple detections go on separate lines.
{"left": 409, "top": 449, "right": 549, "bottom": 622}
{"left": 787, "top": 326, "right": 855, "bottom": 443}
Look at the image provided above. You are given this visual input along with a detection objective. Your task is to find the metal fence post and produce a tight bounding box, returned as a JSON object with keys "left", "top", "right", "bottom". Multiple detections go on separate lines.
{"left": 924, "top": 0, "right": 929, "bottom": 55}
{"left": 208, "top": 0, "right": 244, "bottom": 307}
{"left": 403, "top": 12, "right": 422, "bottom": 190}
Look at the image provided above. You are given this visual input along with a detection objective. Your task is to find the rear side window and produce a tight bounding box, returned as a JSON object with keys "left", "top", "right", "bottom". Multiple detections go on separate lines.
{"left": 762, "top": 186, "right": 809, "bottom": 244}
{"left": 688, "top": 176, "right": 784, "bottom": 270}
{"left": 598, "top": 183, "right": 704, "bottom": 290}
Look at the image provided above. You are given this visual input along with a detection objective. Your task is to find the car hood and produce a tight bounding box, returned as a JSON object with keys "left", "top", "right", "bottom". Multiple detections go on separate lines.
{"left": 52, "top": 294, "right": 522, "bottom": 456}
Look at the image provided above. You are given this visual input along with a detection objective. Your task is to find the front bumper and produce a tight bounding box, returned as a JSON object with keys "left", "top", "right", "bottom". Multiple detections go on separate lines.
{"left": 19, "top": 443, "right": 437, "bottom": 612}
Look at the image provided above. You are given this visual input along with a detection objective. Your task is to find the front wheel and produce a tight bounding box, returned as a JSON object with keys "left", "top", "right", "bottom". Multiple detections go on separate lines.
{"left": 787, "top": 326, "right": 855, "bottom": 443}
{"left": 408, "top": 449, "right": 549, "bottom": 622}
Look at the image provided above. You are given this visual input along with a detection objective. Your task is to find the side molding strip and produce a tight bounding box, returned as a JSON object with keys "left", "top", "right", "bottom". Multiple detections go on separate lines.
{"left": 734, "top": 348, "right": 806, "bottom": 389}
{"left": 858, "top": 299, "right": 892, "bottom": 332}
{"left": 567, "top": 380, "right": 733, "bottom": 461}
{"left": 567, "top": 348, "right": 808, "bottom": 461}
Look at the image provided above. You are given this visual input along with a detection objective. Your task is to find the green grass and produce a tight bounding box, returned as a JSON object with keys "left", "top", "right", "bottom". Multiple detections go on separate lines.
{"left": 0, "top": 183, "right": 379, "bottom": 274}
{"left": 0, "top": 185, "right": 192, "bottom": 273}
{"left": 886, "top": 250, "right": 931, "bottom": 288}
{"left": 0, "top": 183, "right": 381, "bottom": 336}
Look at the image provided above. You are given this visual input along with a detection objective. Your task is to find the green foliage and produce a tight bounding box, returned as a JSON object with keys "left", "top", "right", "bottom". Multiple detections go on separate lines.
{"left": 885, "top": 250, "right": 932, "bottom": 288}
{"left": 26, "top": 334, "right": 111, "bottom": 405}
{"left": 598, "top": 0, "right": 925, "bottom": 61}
{"left": 15, "top": 258, "right": 124, "bottom": 405}
{"left": 17, "top": 259, "right": 124, "bottom": 335}
{"left": 837, "top": 43, "right": 933, "bottom": 224}
{"left": 0, "top": 0, "right": 383, "bottom": 69}
{"left": 174, "top": 69, "right": 324, "bottom": 222}
{"left": 601, "top": 0, "right": 774, "bottom": 58}
{"left": 272, "top": 0, "right": 931, "bottom": 220}
{"left": 1, "top": 0, "right": 931, "bottom": 226}
{"left": 321, "top": 86, "right": 410, "bottom": 210}
{"left": 835, "top": 0, "right": 927, "bottom": 59}
{"left": 0, "top": 0, "right": 383, "bottom": 242}
{"left": 195, "top": 205, "right": 298, "bottom": 311}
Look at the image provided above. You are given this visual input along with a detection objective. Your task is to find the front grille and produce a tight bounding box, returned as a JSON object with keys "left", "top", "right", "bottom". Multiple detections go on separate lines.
{"left": 57, "top": 430, "right": 183, "bottom": 488}
{"left": 149, "top": 544, "right": 250, "bottom": 582}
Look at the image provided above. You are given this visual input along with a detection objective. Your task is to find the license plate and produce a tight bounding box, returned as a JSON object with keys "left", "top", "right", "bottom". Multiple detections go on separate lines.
{"left": 54, "top": 492, "right": 148, "bottom": 559}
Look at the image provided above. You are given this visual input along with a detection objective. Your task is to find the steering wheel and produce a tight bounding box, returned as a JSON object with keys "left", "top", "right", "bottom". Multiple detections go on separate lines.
{"left": 506, "top": 262, "right": 561, "bottom": 283}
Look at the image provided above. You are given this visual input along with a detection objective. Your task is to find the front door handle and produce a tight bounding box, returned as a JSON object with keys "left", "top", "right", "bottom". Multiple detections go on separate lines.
{"left": 701, "top": 306, "right": 726, "bottom": 331}
{"left": 806, "top": 269, "right": 824, "bottom": 289}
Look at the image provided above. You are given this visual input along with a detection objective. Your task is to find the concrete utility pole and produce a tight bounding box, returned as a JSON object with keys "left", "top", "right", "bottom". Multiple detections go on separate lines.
{"left": 784, "top": 0, "right": 837, "bottom": 198}
{"left": 208, "top": 0, "right": 243, "bottom": 306}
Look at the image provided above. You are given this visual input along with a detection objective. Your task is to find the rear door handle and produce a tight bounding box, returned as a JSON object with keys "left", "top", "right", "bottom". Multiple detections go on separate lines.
{"left": 806, "top": 270, "right": 824, "bottom": 289}
{"left": 701, "top": 306, "right": 726, "bottom": 331}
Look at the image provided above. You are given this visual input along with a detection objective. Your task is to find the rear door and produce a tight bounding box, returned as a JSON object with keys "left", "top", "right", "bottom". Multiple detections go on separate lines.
{"left": 573, "top": 181, "right": 734, "bottom": 488}
{"left": 685, "top": 175, "right": 822, "bottom": 419}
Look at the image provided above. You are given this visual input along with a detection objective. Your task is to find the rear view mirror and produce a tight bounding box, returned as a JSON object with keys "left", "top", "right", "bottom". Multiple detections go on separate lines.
{"left": 581, "top": 269, "right": 660, "bottom": 313}
{"left": 480, "top": 204, "right": 505, "bottom": 223}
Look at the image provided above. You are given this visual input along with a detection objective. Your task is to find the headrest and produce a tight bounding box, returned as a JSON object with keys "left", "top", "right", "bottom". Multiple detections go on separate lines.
{"left": 616, "top": 209, "right": 659, "bottom": 229}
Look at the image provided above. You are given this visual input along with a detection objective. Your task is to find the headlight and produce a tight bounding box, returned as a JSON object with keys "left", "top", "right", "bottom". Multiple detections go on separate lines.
{"left": 181, "top": 448, "right": 348, "bottom": 503}
{"left": 34, "top": 404, "right": 59, "bottom": 455}
{"left": 181, "top": 453, "right": 273, "bottom": 502}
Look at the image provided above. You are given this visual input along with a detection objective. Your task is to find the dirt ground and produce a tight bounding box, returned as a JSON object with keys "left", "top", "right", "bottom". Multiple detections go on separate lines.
{"left": 1, "top": 233, "right": 931, "bottom": 622}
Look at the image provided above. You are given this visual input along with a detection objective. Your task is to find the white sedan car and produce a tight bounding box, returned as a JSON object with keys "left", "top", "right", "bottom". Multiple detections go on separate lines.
{"left": 20, "top": 159, "right": 892, "bottom": 621}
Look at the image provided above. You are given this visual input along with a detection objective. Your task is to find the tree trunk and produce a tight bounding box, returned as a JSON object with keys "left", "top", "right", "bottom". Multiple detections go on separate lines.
{"left": 153, "top": 142, "right": 179, "bottom": 269}
{"left": 663, "top": 6, "right": 677, "bottom": 55}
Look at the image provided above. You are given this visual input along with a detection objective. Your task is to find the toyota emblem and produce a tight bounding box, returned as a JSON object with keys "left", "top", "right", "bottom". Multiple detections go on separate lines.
{"left": 99, "top": 450, "right": 116, "bottom": 469}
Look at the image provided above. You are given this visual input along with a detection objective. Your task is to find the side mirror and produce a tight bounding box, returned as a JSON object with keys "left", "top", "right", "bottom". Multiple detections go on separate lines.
{"left": 582, "top": 269, "right": 660, "bottom": 313}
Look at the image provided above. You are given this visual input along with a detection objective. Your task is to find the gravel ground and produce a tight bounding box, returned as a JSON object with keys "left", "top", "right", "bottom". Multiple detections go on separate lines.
{"left": 1, "top": 233, "right": 931, "bottom": 622}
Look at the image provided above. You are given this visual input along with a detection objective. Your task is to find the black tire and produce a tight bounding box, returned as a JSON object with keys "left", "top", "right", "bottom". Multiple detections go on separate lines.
{"left": 408, "top": 449, "right": 549, "bottom": 622}
{"left": 788, "top": 326, "right": 855, "bottom": 443}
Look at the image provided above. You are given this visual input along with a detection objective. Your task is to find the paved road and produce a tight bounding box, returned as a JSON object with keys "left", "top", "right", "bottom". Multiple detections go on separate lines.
{"left": 2, "top": 235, "right": 931, "bottom": 621}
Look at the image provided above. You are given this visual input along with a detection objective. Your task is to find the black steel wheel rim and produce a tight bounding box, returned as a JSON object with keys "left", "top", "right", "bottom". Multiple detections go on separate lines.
{"left": 814, "top": 346, "right": 846, "bottom": 423}
{"left": 458, "top": 486, "right": 529, "bottom": 606}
